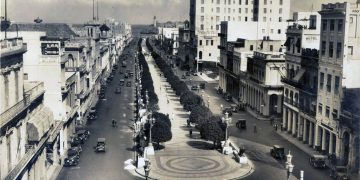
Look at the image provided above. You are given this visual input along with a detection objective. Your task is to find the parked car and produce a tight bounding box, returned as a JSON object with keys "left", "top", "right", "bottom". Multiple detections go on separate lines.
{"left": 99, "top": 93, "right": 105, "bottom": 99}
{"left": 89, "top": 107, "right": 96, "bottom": 115}
{"left": 217, "top": 87, "right": 223, "bottom": 94}
{"left": 129, "top": 72, "right": 134, "bottom": 77}
{"left": 124, "top": 73, "right": 129, "bottom": 78}
{"left": 199, "top": 83, "right": 206, "bottom": 89}
{"left": 224, "top": 93, "right": 232, "bottom": 102}
{"left": 191, "top": 85, "right": 199, "bottom": 91}
{"left": 330, "top": 166, "right": 350, "bottom": 180}
{"left": 231, "top": 104, "right": 238, "bottom": 112}
{"left": 68, "top": 148, "right": 80, "bottom": 159}
{"left": 70, "top": 137, "right": 82, "bottom": 147}
{"left": 192, "top": 72, "right": 198, "bottom": 76}
{"left": 77, "top": 130, "right": 90, "bottom": 140}
{"left": 270, "top": 145, "right": 285, "bottom": 159}
{"left": 119, "top": 79, "right": 125, "bottom": 86}
{"left": 64, "top": 156, "right": 79, "bottom": 167}
{"left": 309, "top": 155, "right": 327, "bottom": 169}
{"left": 126, "top": 81, "right": 132, "bottom": 87}
{"left": 115, "top": 87, "right": 121, "bottom": 94}
{"left": 94, "top": 138, "right": 106, "bottom": 152}
{"left": 222, "top": 107, "right": 233, "bottom": 116}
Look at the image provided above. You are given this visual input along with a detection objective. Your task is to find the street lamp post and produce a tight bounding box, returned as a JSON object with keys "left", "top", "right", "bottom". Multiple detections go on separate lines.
{"left": 144, "top": 159, "right": 151, "bottom": 180}
{"left": 285, "top": 151, "right": 294, "bottom": 180}
{"left": 221, "top": 112, "right": 232, "bottom": 154}
{"left": 144, "top": 114, "right": 155, "bottom": 156}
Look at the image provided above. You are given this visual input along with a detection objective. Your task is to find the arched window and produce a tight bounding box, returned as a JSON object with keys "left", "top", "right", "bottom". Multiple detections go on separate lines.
{"left": 68, "top": 54, "right": 74, "bottom": 67}
{"left": 199, "top": 51, "right": 203, "bottom": 59}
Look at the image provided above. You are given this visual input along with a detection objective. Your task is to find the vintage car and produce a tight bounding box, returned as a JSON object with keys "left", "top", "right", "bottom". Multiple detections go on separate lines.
{"left": 236, "top": 119, "right": 247, "bottom": 129}
{"left": 191, "top": 85, "right": 199, "bottom": 91}
{"left": 330, "top": 166, "right": 350, "bottom": 180}
{"left": 231, "top": 104, "right": 238, "bottom": 112}
{"left": 119, "top": 79, "right": 125, "bottom": 86}
{"left": 126, "top": 81, "right": 132, "bottom": 87}
{"left": 124, "top": 73, "right": 129, "bottom": 79}
{"left": 77, "top": 130, "right": 90, "bottom": 141}
{"left": 223, "top": 93, "right": 232, "bottom": 102}
{"left": 95, "top": 138, "right": 106, "bottom": 152}
{"left": 270, "top": 145, "right": 285, "bottom": 159}
{"left": 309, "top": 155, "right": 327, "bottom": 168}
{"left": 115, "top": 87, "right": 121, "bottom": 94}
{"left": 64, "top": 156, "right": 79, "bottom": 167}
{"left": 70, "top": 137, "right": 82, "bottom": 147}
{"left": 199, "top": 83, "right": 206, "bottom": 89}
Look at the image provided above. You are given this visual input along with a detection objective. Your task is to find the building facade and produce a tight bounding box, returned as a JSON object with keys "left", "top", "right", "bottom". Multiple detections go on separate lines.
{"left": 190, "top": 0, "right": 290, "bottom": 71}
{"left": 282, "top": 12, "right": 321, "bottom": 153}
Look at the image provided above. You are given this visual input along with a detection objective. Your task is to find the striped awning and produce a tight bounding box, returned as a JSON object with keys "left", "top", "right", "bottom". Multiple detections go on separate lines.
{"left": 27, "top": 106, "right": 54, "bottom": 142}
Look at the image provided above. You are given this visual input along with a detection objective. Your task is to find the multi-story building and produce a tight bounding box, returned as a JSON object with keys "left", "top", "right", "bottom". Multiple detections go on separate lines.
{"left": 315, "top": 2, "right": 360, "bottom": 174}
{"left": 0, "top": 37, "right": 55, "bottom": 180}
{"left": 157, "top": 27, "right": 180, "bottom": 56}
{"left": 281, "top": 12, "right": 321, "bottom": 150}
{"left": 178, "top": 20, "right": 196, "bottom": 70}
{"left": 218, "top": 20, "right": 287, "bottom": 106}
{"left": 190, "top": 0, "right": 290, "bottom": 71}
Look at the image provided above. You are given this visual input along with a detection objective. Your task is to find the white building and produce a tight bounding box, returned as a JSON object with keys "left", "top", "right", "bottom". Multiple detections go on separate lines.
{"left": 190, "top": 0, "right": 290, "bottom": 70}
{"left": 158, "top": 27, "right": 179, "bottom": 55}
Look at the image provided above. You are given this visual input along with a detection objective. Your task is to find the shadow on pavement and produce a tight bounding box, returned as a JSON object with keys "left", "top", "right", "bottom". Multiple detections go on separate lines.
{"left": 187, "top": 141, "right": 215, "bottom": 150}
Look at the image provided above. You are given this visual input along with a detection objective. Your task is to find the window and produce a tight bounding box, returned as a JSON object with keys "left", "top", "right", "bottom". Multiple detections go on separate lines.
{"left": 309, "top": 15, "right": 317, "bottom": 29}
{"left": 348, "top": 46, "right": 353, "bottom": 55}
{"left": 326, "top": 106, "right": 330, "bottom": 118}
{"left": 245, "top": 8, "right": 248, "bottom": 13}
{"left": 206, "top": 40, "right": 209, "bottom": 46}
{"left": 199, "top": 40, "right": 203, "bottom": 46}
{"left": 211, "top": 40, "right": 214, "bottom": 46}
{"left": 279, "top": 0, "right": 283, "bottom": 5}
{"left": 336, "top": 42, "right": 342, "bottom": 58}
{"left": 329, "top": 42, "right": 334, "bottom": 58}
{"left": 201, "top": 16, "right": 204, "bottom": 21}
{"left": 279, "top": 17, "right": 282, "bottom": 22}
{"left": 217, "top": 0, "right": 220, "bottom": 4}
{"left": 322, "top": 19, "right": 327, "bottom": 31}
{"left": 335, "top": 76, "right": 340, "bottom": 94}
{"left": 216, "top": 24, "right": 219, "bottom": 30}
{"left": 271, "top": 29, "right": 274, "bottom": 33}
{"left": 201, "top": 24, "right": 204, "bottom": 30}
{"left": 320, "top": 72, "right": 324, "bottom": 89}
{"left": 279, "top": 8, "right": 282, "bottom": 14}
{"left": 263, "top": 17, "right": 266, "bottom": 22}
{"left": 217, "top": 7, "right": 220, "bottom": 13}
{"left": 264, "top": 0, "right": 267, "bottom": 5}
{"left": 327, "top": 74, "right": 332, "bottom": 92}
{"left": 333, "top": 109, "right": 338, "bottom": 119}
{"left": 239, "top": 8, "right": 241, "bottom": 13}
{"left": 228, "top": 0, "right": 231, "bottom": 4}
{"left": 250, "top": 45, "right": 254, "bottom": 51}
{"left": 321, "top": 41, "right": 326, "bottom": 55}
{"left": 239, "top": 0, "right": 242, "bottom": 4}
{"left": 228, "top": 8, "right": 231, "bottom": 13}
{"left": 264, "top": 8, "right": 267, "bottom": 13}
{"left": 245, "top": 17, "right": 248, "bottom": 21}
{"left": 201, "top": 0, "right": 204, "bottom": 4}
{"left": 330, "top": 19, "right": 335, "bottom": 31}
{"left": 270, "top": 45, "right": 273, "bottom": 51}
{"left": 201, "top": 7, "right": 205, "bottom": 13}
{"left": 228, "top": 16, "right": 230, "bottom": 21}
{"left": 350, "top": 17, "right": 354, "bottom": 23}
{"left": 246, "top": 0, "right": 248, "bottom": 5}
{"left": 216, "top": 16, "right": 220, "bottom": 22}
{"left": 238, "top": 16, "right": 241, "bottom": 21}
{"left": 337, "top": 19, "right": 343, "bottom": 32}
{"left": 318, "top": 103, "right": 323, "bottom": 115}
{"left": 199, "top": 51, "right": 203, "bottom": 59}
{"left": 24, "top": 73, "right": 28, "bottom": 80}
{"left": 209, "top": 53, "right": 212, "bottom": 56}
{"left": 278, "top": 29, "right": 281, "bottom": 34}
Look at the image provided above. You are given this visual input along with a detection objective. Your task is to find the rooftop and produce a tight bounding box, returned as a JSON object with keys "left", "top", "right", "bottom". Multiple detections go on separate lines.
{"left": 7, "top": 23, "right": 77, "bottom": 39}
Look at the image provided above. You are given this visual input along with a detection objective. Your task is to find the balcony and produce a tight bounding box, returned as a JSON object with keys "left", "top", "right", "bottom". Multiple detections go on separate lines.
{"left": 281, "top": 77, "right": 302, "bottom": 89}
{"left": 0, "top": 38, "right": 27, "bottom": 58}
{"left": 0, "top": 82, "right": 45, "bottom": 127}
{"left": 65, "top": 64, "right": 86, "bottom": 72}
{"left": 284, "top": 98, "right": 300, "bottom": 108}
{"left": 299, "top": 104, "right": 316, "bottom": 117}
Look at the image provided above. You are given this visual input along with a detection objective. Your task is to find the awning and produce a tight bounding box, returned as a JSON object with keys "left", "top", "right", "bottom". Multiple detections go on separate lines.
{"left": 284, "top": 37, "right": 292, "bottom": 47}
{"left": 293, "top": 68, "right": 306, "bottom": 82}
{"left": 27, "top": 106, "right": 54, "bottom": 142}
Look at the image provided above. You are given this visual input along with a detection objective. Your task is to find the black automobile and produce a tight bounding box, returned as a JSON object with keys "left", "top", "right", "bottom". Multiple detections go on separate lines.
{"left": 99, "top": 93, "right": 105, "bottom": 99}
{"left": 224, "top": 93, "right": 232, "bottom": 102}
{"left": 77, "top": 130, "right": 90, "bottom": 141}
{"left": 309, "top": 155, "right": 327, "bottom": 169}
{"left": 222, "top": 107, "right": 233, "bottom": 116}
{"left": 330, "top": 166, "right": 350, "bottom": 180}
{"left": 94, "top": 138, "right": 106, "bottom": 152}
{"left": 124, "top": 73, "right": 129, "bottom": 78}
{"left": 70, "top": 137, "right": 82, "bottom": 147}
{"left": 236, "top": 119, "right": 246, "bottom": 129}
{"left": 217, "top": 87, "right": 223, "bottom": 94}
{"left": 64, "top": 156, "right": 79, "bottom": 167}
{"left": 115, "top": 87, "right": 121, "bottom": 94}
{"left": 119, "top": 79, "right": 125, "bottom": 86}
{"left": 270, "top": 145, "right": 285, "bottom": 159}
{"left": 126, "top": 81, "right": 132, "bottom": 87}
{"left": 199, "top": 83, "right": 206, "bottom": 89}
{"left": 191, "top": 85, "right": 199, "bottom": 91}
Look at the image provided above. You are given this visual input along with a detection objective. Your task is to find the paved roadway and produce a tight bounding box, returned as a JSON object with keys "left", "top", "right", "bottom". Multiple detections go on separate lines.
{"left": 57, "top": 39, "right": 141, "bottom": 180}
{"left": 151, "top": 41, "right": 331, "bottom": 180}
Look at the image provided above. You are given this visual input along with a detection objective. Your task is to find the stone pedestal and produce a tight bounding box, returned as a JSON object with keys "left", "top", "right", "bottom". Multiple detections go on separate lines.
{"left": 222, "top": 146, "right": 233, "bottom": 155}
{"left": 144, "top": 145, "right": 154, "bottom": 156}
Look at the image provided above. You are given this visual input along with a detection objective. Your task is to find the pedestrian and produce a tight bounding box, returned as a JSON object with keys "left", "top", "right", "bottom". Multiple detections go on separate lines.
{"left": 187, "top": 119, "right": 190, "bottom": 127}
{"left": 280, "top": 122, "right": 284, "bottom": 131}
{"left": 253, "top": 123, "right": 257, "bottom": 133}
{"left": 189, "top": 128, "right": 193, "bottom": 137}
{"left": 167, "top": 99, "right": 169, "bottom": 104}
{"left": 275, "top": 123, "right": 278, "bottom": 131}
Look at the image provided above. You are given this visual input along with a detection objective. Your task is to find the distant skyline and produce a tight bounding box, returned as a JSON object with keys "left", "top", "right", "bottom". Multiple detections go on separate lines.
{"left": 1, "top": 0, "right": 355, "bottom": 24}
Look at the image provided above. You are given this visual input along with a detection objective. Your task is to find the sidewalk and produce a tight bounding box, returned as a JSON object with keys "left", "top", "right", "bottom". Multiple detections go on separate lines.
{"left": 136, "top": 41, "right": 254, "bottom": 180}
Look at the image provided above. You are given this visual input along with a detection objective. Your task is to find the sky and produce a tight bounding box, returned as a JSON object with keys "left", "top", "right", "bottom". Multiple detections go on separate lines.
{"left": 1, "top": 0, "right": 356, "bottom": 25}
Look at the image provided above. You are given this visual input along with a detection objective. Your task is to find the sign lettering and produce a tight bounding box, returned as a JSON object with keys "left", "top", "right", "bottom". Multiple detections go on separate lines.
{"left": 41, "top": 42, "right": 60, "bottom": 55}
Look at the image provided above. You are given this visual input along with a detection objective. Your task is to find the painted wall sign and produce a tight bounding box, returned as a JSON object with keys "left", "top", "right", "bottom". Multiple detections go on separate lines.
{"left": 41, "top": 42, "right": 60, "bottom": 55}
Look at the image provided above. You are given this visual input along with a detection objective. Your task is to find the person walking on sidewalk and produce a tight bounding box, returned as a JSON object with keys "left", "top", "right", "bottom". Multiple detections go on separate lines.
{"left": 253, "top": 123, "right": 257, "bottom": 133}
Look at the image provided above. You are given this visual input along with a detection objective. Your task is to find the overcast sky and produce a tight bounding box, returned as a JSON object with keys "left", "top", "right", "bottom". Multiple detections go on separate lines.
{"left": 1, "top": 0, "right": 354, "bottom": 24}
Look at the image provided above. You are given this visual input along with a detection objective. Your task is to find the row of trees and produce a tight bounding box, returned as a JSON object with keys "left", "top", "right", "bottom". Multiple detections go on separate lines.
{"left": 145, "top": 38, "right": 226, "bottom": 148}
{"left": 137, "top": 38, "right": 172, "bottom": 149}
